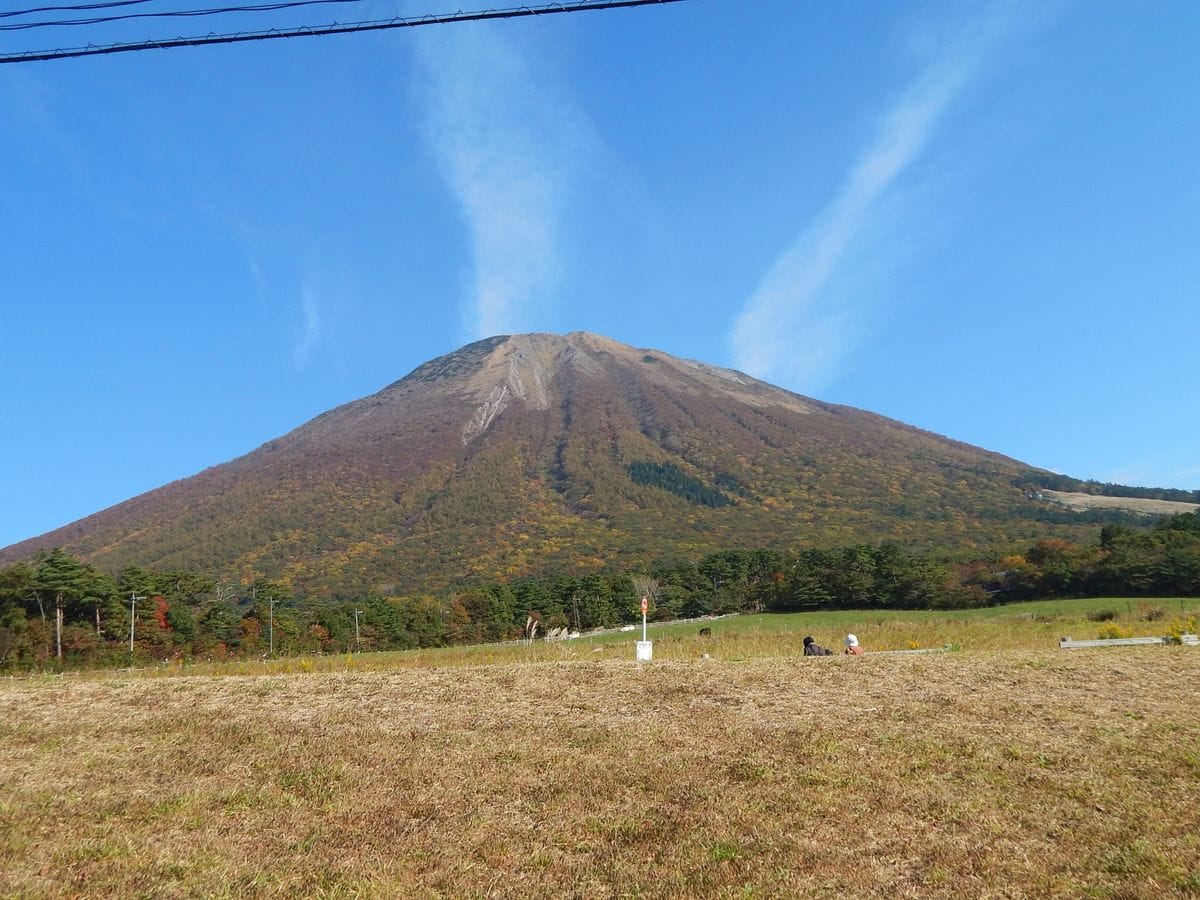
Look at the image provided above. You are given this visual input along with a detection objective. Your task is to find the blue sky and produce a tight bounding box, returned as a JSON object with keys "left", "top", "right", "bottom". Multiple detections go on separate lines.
{"left": 1, "top": 0, "right": 1198, "bottom": 549}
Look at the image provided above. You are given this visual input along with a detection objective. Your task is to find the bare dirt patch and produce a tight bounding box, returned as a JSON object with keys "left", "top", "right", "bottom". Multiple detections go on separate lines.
{"left": 2, "top": 651, "right": 1198, "bottom": 897}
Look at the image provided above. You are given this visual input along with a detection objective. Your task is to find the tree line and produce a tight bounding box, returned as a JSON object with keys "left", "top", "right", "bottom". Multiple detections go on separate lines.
{"left": 2, "top": 513, "right": 1197, "bottom": 670}
{"left": 1019, "top": 473, "right": 1200, "bottom": 504}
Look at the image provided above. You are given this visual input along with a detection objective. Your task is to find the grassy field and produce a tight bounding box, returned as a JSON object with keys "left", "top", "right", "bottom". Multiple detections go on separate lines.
{"left": 2, "top": 599, "right": 1199, "bottom": 897}
{"left": 102, "top": 594, "right": 1199, "bottom": 678}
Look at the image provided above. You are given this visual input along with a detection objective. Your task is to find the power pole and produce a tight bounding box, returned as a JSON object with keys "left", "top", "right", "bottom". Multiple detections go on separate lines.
{"left": 55, "top": 593, "right": 64, "bottom": 662}
{"left": 128, "top": 593, "right": 145, "bottom": 661}
{"left": 268, "top": 596, "right": 275, "bottom": 656}
{"left": 353, "top": 609, "right": 362, "bottom": 652}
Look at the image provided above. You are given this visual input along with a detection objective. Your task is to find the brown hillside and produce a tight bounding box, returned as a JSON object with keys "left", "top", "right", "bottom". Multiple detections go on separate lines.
{"left": 2, "top": 332, "right": 1066, "bottom": 593}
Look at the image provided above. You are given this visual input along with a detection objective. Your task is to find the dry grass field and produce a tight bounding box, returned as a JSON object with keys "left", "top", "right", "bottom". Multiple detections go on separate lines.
{"left": 2, "top": 608, "right": 1200, "bottom": 897}
{"left": 1042, "top": 489, "right": 1199, "bottom": 516}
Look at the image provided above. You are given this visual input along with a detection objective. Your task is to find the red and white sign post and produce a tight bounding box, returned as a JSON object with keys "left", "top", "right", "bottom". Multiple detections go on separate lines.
{"left": 636, "top": 595, "right": 652, "bottom": 661}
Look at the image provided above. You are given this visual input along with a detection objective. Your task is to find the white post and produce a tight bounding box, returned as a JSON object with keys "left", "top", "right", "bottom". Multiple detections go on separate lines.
{"left": 636, "top": 596, "right": 652, "bottom": 661}
{"left": 353, "top": 609, "right": 361, "bottom": 651}
{"left": 268, "top": 597, "right": 275, "bottom": 656}
{"left": 129, "top": 593, "right": 145, "bottom": 659}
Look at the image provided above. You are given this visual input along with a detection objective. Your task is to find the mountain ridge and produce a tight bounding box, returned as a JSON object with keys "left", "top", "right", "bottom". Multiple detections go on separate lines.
{"left": 2, "top": 332, "right": 1087, "bottom": 594}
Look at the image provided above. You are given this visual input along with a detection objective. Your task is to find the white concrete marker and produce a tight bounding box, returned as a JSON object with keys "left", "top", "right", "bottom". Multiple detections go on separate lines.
{"left": 636, "top": 596, "right": 652, "bottom": 660}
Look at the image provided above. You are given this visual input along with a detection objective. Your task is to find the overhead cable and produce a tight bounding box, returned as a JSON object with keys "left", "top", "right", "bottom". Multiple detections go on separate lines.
{"left": 0, "top": 0, "right": 153, "bottom": 19}
{"left": 0, "top": 0, "right": 690, "bottom": 63}
{"left": 2, "top": 0, "right": 372, "bottom": 31}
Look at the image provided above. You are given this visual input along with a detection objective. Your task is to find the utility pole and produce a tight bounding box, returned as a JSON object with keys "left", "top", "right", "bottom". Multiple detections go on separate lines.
{"left": 353, "top": 608, "right": 362, "bottom": 652}
{"left": 268, "top": 596, "right": 275, "bottom": 656}
{"left": 128, "top": 593, "right": 145, "bottom": 661}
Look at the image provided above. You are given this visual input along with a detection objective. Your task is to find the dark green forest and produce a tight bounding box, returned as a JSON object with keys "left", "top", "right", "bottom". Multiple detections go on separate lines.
{"left": 2, "top": 513, "right": 1198, "bottom": 670}
{"left": 627, "top": 461, "right": 735, "bottom": 507}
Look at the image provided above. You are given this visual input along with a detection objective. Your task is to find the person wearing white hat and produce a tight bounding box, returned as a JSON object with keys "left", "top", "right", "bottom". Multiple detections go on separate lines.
{"left": 844, "top": 633, "right": 864, "bottom": 656}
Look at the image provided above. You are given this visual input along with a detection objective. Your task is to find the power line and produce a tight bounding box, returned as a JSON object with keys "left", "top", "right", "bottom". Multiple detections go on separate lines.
{"left": 0, "top": 0, "right": 690, "bottom": 63}
{"left": 2, "top": 0, "right": 373, "bottom": 32}
{"left": 0, "top": 0, "right": 154, "bottom": 19}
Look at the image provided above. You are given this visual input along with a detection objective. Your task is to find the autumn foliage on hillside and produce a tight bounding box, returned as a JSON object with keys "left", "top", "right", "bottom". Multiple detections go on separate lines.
{"left": 0, "top": 334, "right": 1150, "bottom": 598}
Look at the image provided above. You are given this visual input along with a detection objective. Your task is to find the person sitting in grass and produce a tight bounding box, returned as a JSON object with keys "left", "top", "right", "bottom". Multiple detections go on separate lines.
{"left": 802, "top": 636, "right": 833, "bottom": 656}
{"left": 844, "top": 634, "right": 864, "bottom": 656}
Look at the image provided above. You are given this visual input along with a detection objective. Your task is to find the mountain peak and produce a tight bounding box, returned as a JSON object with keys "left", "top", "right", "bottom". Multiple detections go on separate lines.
{"left": 0, "top": 331, "right": 1047, "bottom": 593}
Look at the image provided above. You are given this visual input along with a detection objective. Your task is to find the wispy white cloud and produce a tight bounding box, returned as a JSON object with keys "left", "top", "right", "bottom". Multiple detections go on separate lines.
{"left": 293, "top": 283, "right": 325, "bottom": 368}
{"left": 731, "top": 3, "right": 1024, "bottom": 391}
{"left": 413, "top": 21, "right": 595, "bottom": 339}
{"left": 214, "top": 205, "right": 338, "bottom": 369}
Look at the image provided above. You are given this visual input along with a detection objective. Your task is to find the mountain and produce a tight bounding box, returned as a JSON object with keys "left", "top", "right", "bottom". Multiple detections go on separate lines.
{"left": 2, "top": 332, "right": 1074, "bottom": 595}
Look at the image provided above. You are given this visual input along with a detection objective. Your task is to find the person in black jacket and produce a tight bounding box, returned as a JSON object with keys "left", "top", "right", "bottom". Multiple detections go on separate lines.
{"left": 802, "top": 636, "right": 832, "bottom": 656}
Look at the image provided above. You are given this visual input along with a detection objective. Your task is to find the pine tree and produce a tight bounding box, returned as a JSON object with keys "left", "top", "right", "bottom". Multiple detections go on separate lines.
{"left": 36, "top": 549, "right": 94, "bottom": 662}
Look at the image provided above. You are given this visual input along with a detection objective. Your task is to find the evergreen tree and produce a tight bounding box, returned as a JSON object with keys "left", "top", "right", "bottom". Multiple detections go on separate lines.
{"left": 36, "top": 549, "right": 94, "bottom": 662}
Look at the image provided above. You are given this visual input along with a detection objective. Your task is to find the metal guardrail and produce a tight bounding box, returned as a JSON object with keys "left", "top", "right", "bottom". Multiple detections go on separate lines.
{"left": 1059, "top": 634, "right": 1199, "bottom": 649}
{"left": 868, "top": 646, "right": 951, "bottom": 656}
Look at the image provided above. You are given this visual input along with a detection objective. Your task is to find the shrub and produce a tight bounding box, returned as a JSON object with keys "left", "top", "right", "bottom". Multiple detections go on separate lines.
{"left": 1088, "top": 609, "right": 1118, "bottom": 623}
{"left": 931, "top": 584, "right": 989, "bottom": 610}
{"left": 1165, "top": 616, "right": 1198, "bottom": 645}
{"left": 1140, "top": 606, "right": 1167, "bottom": 622}
{"left": 1097, "top": 622, "right": 1133, "bottom": 640}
